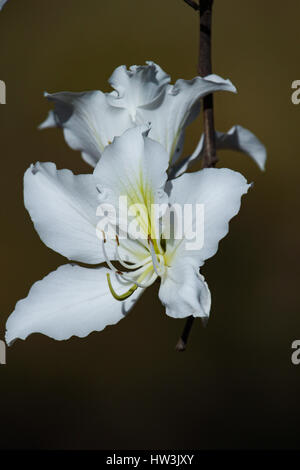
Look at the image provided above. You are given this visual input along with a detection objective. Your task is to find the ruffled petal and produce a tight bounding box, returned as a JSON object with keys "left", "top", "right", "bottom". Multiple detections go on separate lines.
{"left": 5, "top": 264, "right": 142, "bottom": 345}
{"left": 159, "top": 259, "right": 211, "bottom": 318}
{"left": 107, "top": 61, "right": 170, "bottom": 120}
{"left": 39, "top": 91, "right": 133, "bottom": 167}
{"left": 159, "top": 168, "right": 249, "bottom": 317}
{"left": 164, "top": 168, "right": 250, "bottom": 264}
{"left": 136, "top": 74, "right": 236, "bottom": 163}
{"left": 40, "top": 66, "right": 236, "bottom": 168}
{"left": 171, "top": 125, "right": 266, "bottom": 177}
{"left": 24, "top": 162, "right": 114, "bottom": 264}
{"left": 215, "top": 125, "right": 266, "bottom": 170}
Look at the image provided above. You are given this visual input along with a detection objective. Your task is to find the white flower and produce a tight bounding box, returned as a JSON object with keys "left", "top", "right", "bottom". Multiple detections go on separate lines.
{"left": 6, "top": 127, "right": 250, "bottom": 345}
{"left": 170, "top": 125, "right": 267, "bottom": 178}
{"left": 39, "top": 61, "right": 236, "bottom": 167}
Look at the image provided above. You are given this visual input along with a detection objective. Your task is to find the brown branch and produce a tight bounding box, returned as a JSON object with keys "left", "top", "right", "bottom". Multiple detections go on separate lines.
{"left": 199, "top": 0, "right": 217, "bottom": 168}
{"left": 175, "top": 316, "right": 195, "bottom": 352}
{"left": 175, "top": 0, "right": 216, "bottom": 352}
{"left": 182, "top": 0, "right": 199, "bottom": 11}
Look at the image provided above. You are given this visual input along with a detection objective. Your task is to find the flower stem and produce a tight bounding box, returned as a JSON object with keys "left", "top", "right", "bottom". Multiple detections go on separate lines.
{"left": 199, "top": 0, "right": 217, "bottom": 168}
{"left": 176, "top": 0, "right": 216, "bottom": 352}
{"left": 175, "top": 316, "right": 195, "bottom": 352}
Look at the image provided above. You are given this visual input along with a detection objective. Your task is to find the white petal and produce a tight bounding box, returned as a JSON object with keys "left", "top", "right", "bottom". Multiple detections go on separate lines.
{"left": 39, "top": 91, "right": 133, "bottom": 167}
{"left": 159, "top": 260, "right": 211, "bottom": 318}
{"left": 0, "top": 0, "right": 8, "bottom": 10}
{"left": 159, "top": 168, "right": 248, "bottom": 318}
{"left": 93, "top": 126, "right": 169, "bottom": 241}
{"left": 39, "top": 68, "right": 236, "bottom": 168}
{"left": 171, "top": 125, "right": 266, "bottom": 177}
{"left": 165, "top": 168, "right": 250, "bottom": 263}
{"left": 24, "top": 162, "right": 113, "bottom": 264}
{"left": 215, "top": 125, "right": 267, "bottom": 170}
{"left": 107, "top": 61, "right": 170, "bottom": 120}
{"left": 5, "top": 264, "right": 142, "bottom": 345}
{"left": 169, "top": 134, "right": 204, "bottom": 178}
{"left": 136, "top": 74, "right": 236, "bottom": 163}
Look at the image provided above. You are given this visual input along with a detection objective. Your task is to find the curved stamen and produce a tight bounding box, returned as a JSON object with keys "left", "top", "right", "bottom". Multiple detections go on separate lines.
{"left": 115, "top": 239, "right": 148, "bottom": 270}
{"left": 102, "top": 236, "right": 156, "bottom": 288}
{"left": 117, "top": 263, "right": 157, "bottom": 288}
{"left": 126, "top": 265, "right": 158, "bottom": 288}
{"left": 106, "top": 273, "right": 138, "bottom": 300}
{"left": 116, "top": 244, "right": 151, "bottom": 271}
{"left": 148, "top": 236, "right": 163, "bottom": 277}
{"left": 106, "top": 267, "right": 157, "bottom": 300}
{"left": 103, "top": 231, "right": 162, "bottom": 299}
{"left": 102, "top": 238, "right": 122, "bottom": 274}
{"left": 136, "top": 271, "right": 158, "bottom": 288}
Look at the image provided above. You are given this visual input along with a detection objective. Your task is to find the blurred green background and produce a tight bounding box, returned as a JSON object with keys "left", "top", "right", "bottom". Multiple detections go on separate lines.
{"left": 0, "top": 0, "right": 299, "bottom": 449}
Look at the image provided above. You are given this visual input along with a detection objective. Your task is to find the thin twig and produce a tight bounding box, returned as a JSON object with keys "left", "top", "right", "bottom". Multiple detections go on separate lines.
{"left": 198, "top": 0, "right": 217, "bottom": 168}
{"left": 175, "top": 0, "right": 216, "bottom": 352}
{"left": 182, "top": 0, "right": 199, "bottom": 11}
{"left": 175, "top": 317, "right": 195, "bottom": 352}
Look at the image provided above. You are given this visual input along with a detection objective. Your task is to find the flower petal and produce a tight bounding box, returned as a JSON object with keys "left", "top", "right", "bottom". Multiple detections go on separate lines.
{"left": 165, "top": 168, "right": 250, "bottom": 264}
{"left": 136, "top": 74, "right": 236, "bottom": 163}
{"left": 40, "top": 66, "right": 236, "bottom": 168}
{"left": 171, "top": 125, "right": 266, "bottom": 177}
{"left": 39, "top": 91, "right": 133, "bottom": 167}
{"left": 24, "top": 162, "right": 113, "bottom": 264}
{"left": 5, "top": 264, "right": 142, "bottom": 345}
{"left": 107, "top": 61, "right": 170, "bottom": 120}
{"left": 159, "top": 168, "right": 249, "bottom": 317}
{"left": 215, "top": 125, "right": 267, "bottom": 171}
{"left": 169, "top": 134, "right": 205, "bottom": 178}
{"left": 159, "top": 260, "right": 211, "bottom": 318}
{"left": 93, "top": 126, "right": 169, "bottom": 241}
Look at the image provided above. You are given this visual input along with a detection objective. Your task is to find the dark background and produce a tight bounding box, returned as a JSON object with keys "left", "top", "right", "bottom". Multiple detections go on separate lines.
{"left": 0, "top": 0, "right": 299, "bottom": 449}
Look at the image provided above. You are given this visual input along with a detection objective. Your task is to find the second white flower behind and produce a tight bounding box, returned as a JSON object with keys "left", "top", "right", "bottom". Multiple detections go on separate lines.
{"left": 40, "top": 61, "right": 236, "bottom": 167}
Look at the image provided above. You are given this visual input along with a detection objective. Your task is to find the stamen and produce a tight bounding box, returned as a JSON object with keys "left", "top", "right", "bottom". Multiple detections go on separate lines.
{"left": 102, "top": 236, "right": 152, "bottom": 287}
{"left": 102, "top": 238, "right": 120, "bottom": 274}
{"left": 101, "top": 230, "right": 106, "bottom": 243}
{"left": 127, "top": 270, "right": 157, "bottom": 288}
{"left": 115, "top": 242, "right": 150, "bottom": 271}
{"left": 119, "top": 262, "right": 156, "bottom": 288}
{"left": 148, "top": 237, "right": 162, "bottom": 277}
{"left": 160, "top": 235, "right": 166, "bottom": 253}
{"left": 106, "top": 273, "right": 137, "bottom": 301}
{"left": 103, "top": 233, "right": 161, "bottom": 299}
{"left": 125, "top": 276, "right": 153, "bottom": 289}
{"left": 135, "top": 271, "right": 158, "bottom": 288}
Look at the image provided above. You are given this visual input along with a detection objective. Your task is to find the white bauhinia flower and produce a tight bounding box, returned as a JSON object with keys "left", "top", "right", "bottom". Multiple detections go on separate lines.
{"left": 6, "top": 127, "right": 250, "bottom": 345}
{"left": 170, "top": 125, "right": 267, "bottom": 178}
{"left": 39, "top": 61, "right": 236, "bottom": 167}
